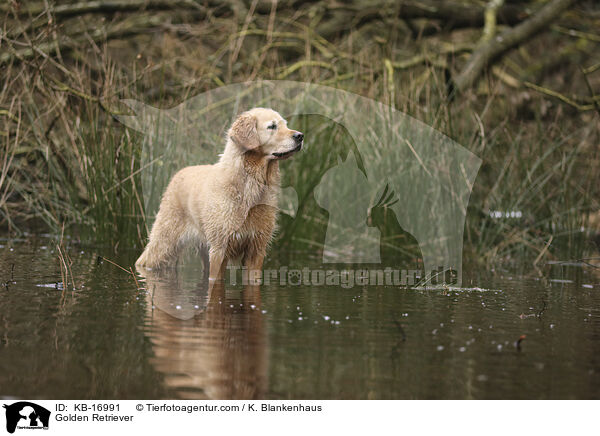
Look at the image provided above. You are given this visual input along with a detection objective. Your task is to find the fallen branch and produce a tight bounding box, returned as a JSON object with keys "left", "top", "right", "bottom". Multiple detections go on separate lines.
{"left": 0, "top": 14, "right": 169, "bottom": 66}
{"left": 315, "top": 0, "right": 529, "bottom": 40}
{"left": 0, "top": 0, "right": 207, "bottom": 18}
{"left": 524, "top": 81, "right": 595, "bottom": 111}
{"left": 397, "top": 0, "right": 527, "bottom": 28}
{"left": 2, "top": 0, "right": 529, "bottom": 27}
{"left": 454, "top": 0, "right": 576, "bottom": 92}
{"left": 1, "top": 0, "right": 541, "bottom": 67}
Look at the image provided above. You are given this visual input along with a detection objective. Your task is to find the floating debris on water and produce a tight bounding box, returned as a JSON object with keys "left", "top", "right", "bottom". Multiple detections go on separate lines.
{"left": 36, "top": 283, "right": 64, "bottom": 290}
{"left": 549, "top": 279, "right": 574, "bottom": 284}
{"left": 414, "top": 285, "right": 502, "bottom": 293}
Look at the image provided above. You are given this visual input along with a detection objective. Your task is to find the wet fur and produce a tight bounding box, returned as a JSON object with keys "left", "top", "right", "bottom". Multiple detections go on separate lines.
{"left": 136, "top": 108, "right": 302, "bottom": 280}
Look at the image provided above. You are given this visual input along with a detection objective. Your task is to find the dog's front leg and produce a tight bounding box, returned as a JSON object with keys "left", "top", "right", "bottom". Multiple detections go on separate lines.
{"left": 208, "top": 248, "right": 228, "bottom": 282}
{"left": 244, "top": 253, "right": 264, "bottom": 286}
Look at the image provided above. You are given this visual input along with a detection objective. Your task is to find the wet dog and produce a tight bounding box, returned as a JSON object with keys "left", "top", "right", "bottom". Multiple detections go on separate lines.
{"left": 136, "top": 108, "right": 303, "bottom": 280}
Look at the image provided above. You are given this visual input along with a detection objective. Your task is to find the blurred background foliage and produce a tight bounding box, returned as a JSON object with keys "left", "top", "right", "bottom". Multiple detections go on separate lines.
{"left": 0, "top": 0, "right": 598, "bottom": 269}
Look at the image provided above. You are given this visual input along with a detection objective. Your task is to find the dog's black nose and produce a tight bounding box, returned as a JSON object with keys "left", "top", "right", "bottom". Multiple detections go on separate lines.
{"left": 293, "top": 132, "right": 304, "bottom": 143}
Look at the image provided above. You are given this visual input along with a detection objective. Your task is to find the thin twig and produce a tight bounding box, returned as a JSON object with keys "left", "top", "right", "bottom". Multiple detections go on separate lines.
{"left": 523, "top": 81, "right": 595, "bottom": 111}
{"left": 100, "top": 256, "right": 143, "bottom": 288}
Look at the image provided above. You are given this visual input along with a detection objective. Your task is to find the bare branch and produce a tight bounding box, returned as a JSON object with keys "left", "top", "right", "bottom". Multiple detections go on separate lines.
{"left": 454, "top": 0, "right": 576, "bottom": 93}
{"left": 0, "top": 0, "right": 208, "bottom": 17}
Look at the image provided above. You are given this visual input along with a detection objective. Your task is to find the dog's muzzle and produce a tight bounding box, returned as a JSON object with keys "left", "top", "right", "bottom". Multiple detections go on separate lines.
{"left": 272, "top": 132, "right": 303, "bottom": 159}
{"left": 293, "top": 132, "right": 304, "bottom": 144}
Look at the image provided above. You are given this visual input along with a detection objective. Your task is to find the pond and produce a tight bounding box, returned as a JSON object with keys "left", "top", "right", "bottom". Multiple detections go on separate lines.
{"left": 0, "top": 238, "right": 599, "bottom": 399}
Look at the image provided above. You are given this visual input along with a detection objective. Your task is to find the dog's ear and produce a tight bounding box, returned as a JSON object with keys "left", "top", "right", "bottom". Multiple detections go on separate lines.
{"left": 229, "top": 113, "right": 260, "bottom": 150}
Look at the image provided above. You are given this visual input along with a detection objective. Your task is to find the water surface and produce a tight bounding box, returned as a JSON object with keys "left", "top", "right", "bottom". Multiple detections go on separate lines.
{"left": 0, "top": 239, "right": 599, "bottom": 399}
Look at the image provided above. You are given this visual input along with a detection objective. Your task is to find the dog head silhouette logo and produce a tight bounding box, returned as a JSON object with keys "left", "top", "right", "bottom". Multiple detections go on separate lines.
{"left": 3, "top": 402, "right": 50, "bottom": 434}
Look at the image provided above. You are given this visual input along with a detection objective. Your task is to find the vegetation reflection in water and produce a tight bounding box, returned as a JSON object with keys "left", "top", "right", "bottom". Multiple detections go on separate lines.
{"left": 0, "top": 240, "right": 599, "bottom": 399}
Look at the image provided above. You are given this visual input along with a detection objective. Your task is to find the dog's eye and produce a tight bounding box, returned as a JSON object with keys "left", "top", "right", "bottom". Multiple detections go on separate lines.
{"left": 267, "top": 123, "right": 277, "bottom": 130}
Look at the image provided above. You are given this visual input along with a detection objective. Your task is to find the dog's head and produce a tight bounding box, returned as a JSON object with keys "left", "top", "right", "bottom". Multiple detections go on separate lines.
{"left": 228, "top": 108, "right": 303, "bottom": 160}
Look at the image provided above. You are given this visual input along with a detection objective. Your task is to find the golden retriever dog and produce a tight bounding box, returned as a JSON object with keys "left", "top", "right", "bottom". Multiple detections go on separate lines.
{"left": 136, "top": 107, "right": 303, "bottom": 280}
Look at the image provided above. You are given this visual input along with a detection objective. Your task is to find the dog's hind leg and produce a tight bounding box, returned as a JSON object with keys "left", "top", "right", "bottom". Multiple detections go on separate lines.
{"left": 208, "top": 247, "right": 228, "bottom": 282}
{"left": 136, "top": 208, "right": 187, "bottom": 269}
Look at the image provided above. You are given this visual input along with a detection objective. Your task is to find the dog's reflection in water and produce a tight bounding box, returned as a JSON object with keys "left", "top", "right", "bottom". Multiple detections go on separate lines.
{"left": 139, "top": 266, "right": 267, "bottom": 399}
